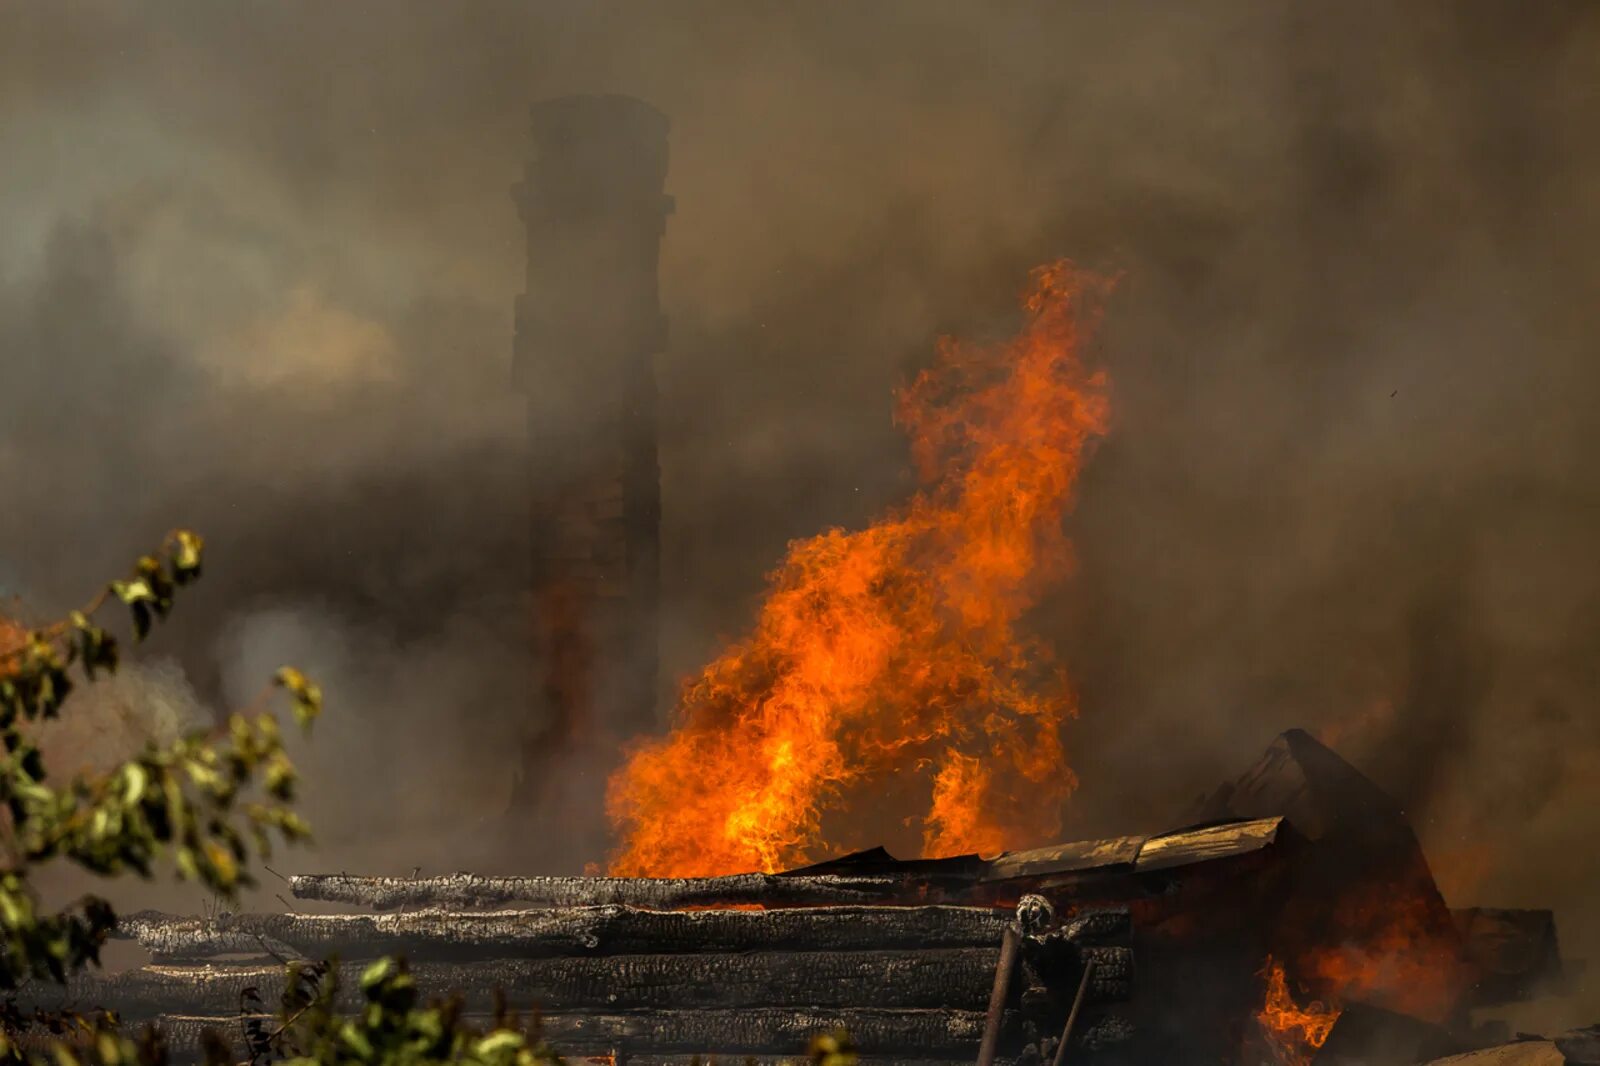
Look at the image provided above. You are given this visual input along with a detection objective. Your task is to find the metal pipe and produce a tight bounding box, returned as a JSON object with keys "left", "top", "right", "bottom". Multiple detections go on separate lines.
{"left": 975, "top": 924, "right": 1022, "bottom": 1066}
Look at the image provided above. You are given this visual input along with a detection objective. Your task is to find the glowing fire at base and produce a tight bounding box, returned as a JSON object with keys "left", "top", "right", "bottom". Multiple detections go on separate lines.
{"left": 1258, "top": 956, "right": 1342, "bottom": 1066}
{"left": 606, "top": 261, "right": 1114, "bottom": 876}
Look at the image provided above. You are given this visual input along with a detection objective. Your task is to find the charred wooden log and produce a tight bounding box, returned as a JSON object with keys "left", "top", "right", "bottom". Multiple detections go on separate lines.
{"left": 978, "top": 925, "right": 1023, "bottom": 1066}
{"left": 288, "top": 820, "right": 1288, "bottom": 913}
{"left": 113, "top": 912, "right": 304, "bottom": 963}
{"left": 288, "top": 872, "right": 918, "bottom": 911}
{"left": 113, "top": 905, "right": 1020, "bottom": 964}
{"left": 147, "top": 1007, "right": 1133, "bottom": 1061}
{"left": 52, "top": 948, "right": 1133, "bottom": 1020}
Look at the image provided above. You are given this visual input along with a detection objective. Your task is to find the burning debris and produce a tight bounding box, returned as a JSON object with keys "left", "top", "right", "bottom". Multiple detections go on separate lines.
{"left": 10, "top": 243, "right": 1572, "bottom": 1063}
{"left": 1258, "top": 955, "right": 1341, "bottom": 1066}
{"left": 61, "top": 731, "right": 1579, "bottom": 1066}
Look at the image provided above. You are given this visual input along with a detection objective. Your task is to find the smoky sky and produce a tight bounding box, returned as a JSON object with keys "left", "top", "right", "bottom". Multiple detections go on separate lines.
{"left": 3, "top": 0, "right": 1599, "bottom": 1024}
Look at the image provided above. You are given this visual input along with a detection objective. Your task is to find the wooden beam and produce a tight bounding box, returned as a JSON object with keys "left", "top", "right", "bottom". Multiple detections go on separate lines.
{"left": 52, "top": 948, "right": 1133, "bottom": 1020}
{"left": 288, "top": 872, "right": 921, "bottom": 911}
{"left": 114, "top": 905, "right": 1017, "bottom": 963}
{"left": 146, "top": 1008, "right": 1000, "bottom": 1058}
{"left": 976, "top": 925, "right": 1022, "bottom": 1066}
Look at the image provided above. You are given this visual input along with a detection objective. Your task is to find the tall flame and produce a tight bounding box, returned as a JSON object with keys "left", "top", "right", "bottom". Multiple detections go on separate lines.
{"left": 607, "top": 261, "right": 1113, "bottom": 876}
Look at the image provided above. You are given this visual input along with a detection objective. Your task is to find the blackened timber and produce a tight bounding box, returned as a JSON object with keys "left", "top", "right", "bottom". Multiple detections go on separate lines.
{"left": 113, "top": 912, "right": 304, "bottom": 963}
{"left": 288, "top": 872, "right": 930, "bottom": 910}
{"left": 286, "top": 818, "right": 1287, "bottom": 911}
{"left": 115, "top": 905, "right": 1019, "bottom": 963}
{"left": 150, "top": 1008, "right": 1002, "bottom": 1059}
{"left": 977, "top": 925, "right": 1022, "bottom": 1066}
{"left": 56, "top": 948, "right": 1131, "bottom": 1019}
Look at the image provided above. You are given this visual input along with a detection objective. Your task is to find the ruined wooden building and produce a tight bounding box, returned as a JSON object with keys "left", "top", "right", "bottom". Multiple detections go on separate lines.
{"left": 55, "top": 731, "right": 1567, "bottom": 1066}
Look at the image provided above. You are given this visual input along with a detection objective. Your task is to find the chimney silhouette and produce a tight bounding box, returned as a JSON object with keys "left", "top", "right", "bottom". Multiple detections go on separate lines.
{"left": 509, "top": 95, "right": 671, "bottom": 855}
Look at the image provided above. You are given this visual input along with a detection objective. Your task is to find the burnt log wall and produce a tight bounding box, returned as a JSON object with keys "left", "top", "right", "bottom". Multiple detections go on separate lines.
{"left": 94, "top": 903, "right": 1133, "bottom": 1065}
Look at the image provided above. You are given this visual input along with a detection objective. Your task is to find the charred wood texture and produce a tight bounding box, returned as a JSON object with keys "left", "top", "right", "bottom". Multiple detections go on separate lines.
{"left": 93, "top": 865, "right": 1154, "bottom": 1063}
{"left": 149, "top": 1008, "right": 1134, "bottom": 1062}
{"left": 57, "top": 947, "right": 1131, "bottom": 1020}
{"left": 114, "top": 905, "right": 1017, "bottom": 963}
{"left": 154, "top": 1008, "right": 996, "bottom": 1058}
{"left": 978, "top": 925, "right": 1022, "bottom": 1066}
{"left": 287, "top": 820, "right": 1287, "bottom": 912}
{"left": 113, "top": 912, "right": 304, "bottom": 963}
{"left": 289, "top": 872, "right": 922, "bottom": 911}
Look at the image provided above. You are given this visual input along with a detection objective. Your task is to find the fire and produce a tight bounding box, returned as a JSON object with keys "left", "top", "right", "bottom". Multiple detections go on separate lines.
{"left": 607, "top": 261, "right": 1113, "bottom": 876}
{"left": 1297, "top": 881, "right": 1468, "bottom": 1023}
{"left": 1255, "top": 872, "right": 1466, "bottom": 1066}
{"left": 1258, "top": 956, "right": 1341, "bottom": 1066}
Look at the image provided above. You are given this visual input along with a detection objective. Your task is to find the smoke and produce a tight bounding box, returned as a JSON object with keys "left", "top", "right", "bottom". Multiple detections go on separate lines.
{"left": 29, "top": 658, "right": 207, "bottom": 778}
{"left": 2, "top": 0, "right": 1598, "bottom": 1020}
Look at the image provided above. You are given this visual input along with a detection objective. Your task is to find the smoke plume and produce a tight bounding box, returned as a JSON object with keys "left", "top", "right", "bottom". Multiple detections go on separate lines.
{"left": 1, "top": 0, "right": 1597, "bottom": 1021}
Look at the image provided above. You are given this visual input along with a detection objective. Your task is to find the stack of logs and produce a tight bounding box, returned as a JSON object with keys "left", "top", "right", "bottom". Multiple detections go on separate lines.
{"left": 38, "top": 731, "right": 1569, "bottom": 1065}
{"left": 69, "top": 865, "right": 1152, "bottom": 1064}
{"left": 90, "top": 889, "right": 1139, "bottom": 1056}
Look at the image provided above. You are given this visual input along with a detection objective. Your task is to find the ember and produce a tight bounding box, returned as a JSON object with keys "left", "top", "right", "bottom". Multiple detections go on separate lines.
{"left": 606, "top": 261, "right": 1114, "bottom": 877}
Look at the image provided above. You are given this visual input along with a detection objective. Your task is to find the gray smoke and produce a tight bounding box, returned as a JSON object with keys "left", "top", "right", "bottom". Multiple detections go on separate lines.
{"left": 2, "top": 0, "right": 1597, "bottom": 1023}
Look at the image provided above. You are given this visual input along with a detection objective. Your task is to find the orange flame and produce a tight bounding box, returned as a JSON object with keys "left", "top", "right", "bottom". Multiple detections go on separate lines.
{"left": 1257, "top": 873, "right": 1467, "bottom": 1066}
{"left": 1298, "top": 881, "right": 1468, "bottom": 1023}
{"left": 606, "top": 261, "right": 1113, "bottom": 876}
{"left": 1258, "top": 955, "right": 1341, "bottom": 1066}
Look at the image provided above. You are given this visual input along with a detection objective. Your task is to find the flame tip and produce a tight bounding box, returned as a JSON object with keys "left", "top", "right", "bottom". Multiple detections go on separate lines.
{"left": 607, "top": 261, "right": 1113, "bottom": 876}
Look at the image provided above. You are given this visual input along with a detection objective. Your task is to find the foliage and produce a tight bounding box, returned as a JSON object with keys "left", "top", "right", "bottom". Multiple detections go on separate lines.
{"left": 0, "top": 532, "right": 845, "bottom": 1066}
{"left": 0, "top": 532, "right": 316, "bottom": 1007}
{"left": 229, "top": 959, "right": 560, "bottom": 1066}
{"left": 0, "top": 531, "right": 336, "bottom": 1062}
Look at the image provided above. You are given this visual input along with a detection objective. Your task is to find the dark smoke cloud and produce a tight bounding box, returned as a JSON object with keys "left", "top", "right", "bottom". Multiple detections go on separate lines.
{"left": 3, "top": 0, "right": 1599, "bottom": 1022}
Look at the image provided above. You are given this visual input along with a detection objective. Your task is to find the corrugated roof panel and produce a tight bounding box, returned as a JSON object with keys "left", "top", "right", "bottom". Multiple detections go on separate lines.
{"left": 1133, "top": 816, "right": 1285, "bottom": 873}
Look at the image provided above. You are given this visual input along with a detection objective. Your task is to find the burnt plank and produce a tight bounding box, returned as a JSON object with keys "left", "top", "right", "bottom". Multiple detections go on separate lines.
{"left": 114, "top": 905, "right": 1016, "bottom": 963}
{"left": 148, "top": 1008, "right": 999, "bottom": 1058}
{"left": 50, "top": 948, "right": 1132, "bottom": 1019}
{"left": 288, "top": 872, "right": 917, "bottom": 911}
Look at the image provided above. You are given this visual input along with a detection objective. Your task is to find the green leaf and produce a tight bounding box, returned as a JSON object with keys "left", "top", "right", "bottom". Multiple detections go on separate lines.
{"left": 340, "top": 1026, "right": 375, "bottom": 1059}
{"left": 108, "top": 579, "right": 153, "bottom": 607}
{"left": 274, "top": 666, "right": 323, "bottom": 730}
{"left": 71, "top": 612, "right": 119, "bottom": 679}
{"left": 359, "top": 957, "right": 395, "bottom": 993}
{"left": 122, "top": 764, "right": 148, "bottom": 805}
{"left": 264, "top": 753, "right": 297, "bottom": 802}
{"left": 475, "top": 1031, "right": 526, "bottom": 1057}
{"left": 168, "top": 529, "right": 205, "bottom": 586}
